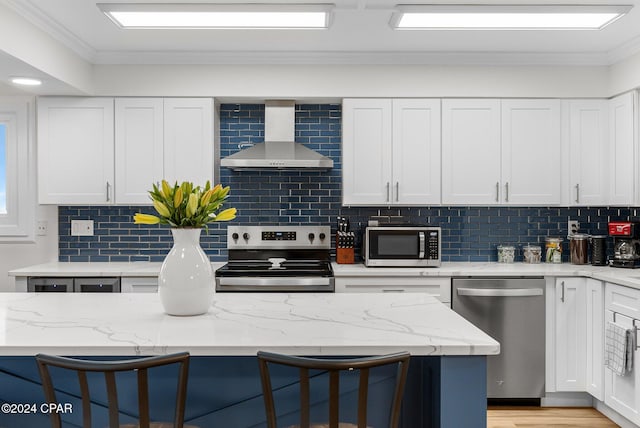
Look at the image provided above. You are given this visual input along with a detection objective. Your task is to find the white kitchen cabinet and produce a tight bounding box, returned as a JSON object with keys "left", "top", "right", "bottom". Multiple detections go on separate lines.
{"left": 441, "top": 99, "right": 501, "bottom": 205}
{"left": 38, "top": 97, "right": 214, "bottom": 205}
{"left": 342, "top": 98, "right": 440, "bottom": 206}
{"left": 37, "top": 97, "right": 115, "bottom": 204}
{"left": 501, "top": 99, "right": 561, "bottom": 205}
{"left": 563, "top": 100, "right": 609, "bottom": 206}
{"left": 555, "top": 277, "right": 587, "bottom": 391}
{"left": 609, "top": 92, "right": 635, "bottom": 206}
{"left": 120, "top": 277, "right": 158, "bottom": 293}
{"left": 114, "top": 98, "right": 164, "bottom": 204}
{"left": 604, "top": 282, "right": 640, "bottom": 425}
{"left": 586, "top": 278, "right": 604, "bottom": 401}
{"left": 163, "top": 98, "right": 214, "bottom": 186}
{"left": 334, "top": 276, "right": 451, "bottom": 304}
{"left": 442, "top": 99, "right": 561, "bottom": 205}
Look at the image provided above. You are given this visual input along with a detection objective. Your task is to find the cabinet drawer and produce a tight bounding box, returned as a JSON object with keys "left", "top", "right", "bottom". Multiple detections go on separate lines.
{"left": 335, "top": 277, "right": 451, "bottom": 302}
{"left": 121, "top": 277, "right": 158, "bottom": 293}
{"left": 605, "top": 282, "right": 640, "bottom": 318}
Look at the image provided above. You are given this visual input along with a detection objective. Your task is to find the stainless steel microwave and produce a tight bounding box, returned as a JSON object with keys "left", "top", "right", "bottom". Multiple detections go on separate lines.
{"left": 364, "top": 226, "right": 441, "bottom": 267}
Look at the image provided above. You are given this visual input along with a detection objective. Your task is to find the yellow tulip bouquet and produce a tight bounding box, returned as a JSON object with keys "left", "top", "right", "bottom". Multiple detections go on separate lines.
{"left": 134, "top": 180, "right": 237, "bottom": 228}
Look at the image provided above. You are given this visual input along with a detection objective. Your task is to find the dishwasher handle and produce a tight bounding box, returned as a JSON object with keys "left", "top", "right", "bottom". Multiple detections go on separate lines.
{"left": 456, "top": 287, "right": 543, "bottom": 297}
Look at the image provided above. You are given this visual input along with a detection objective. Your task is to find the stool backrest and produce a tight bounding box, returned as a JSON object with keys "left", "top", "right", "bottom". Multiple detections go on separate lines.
{"left": 257, "top": 351, "right": 410, "bottom": 428}
{"left": 35, "top": 352, "right": 190, "bottom": 428}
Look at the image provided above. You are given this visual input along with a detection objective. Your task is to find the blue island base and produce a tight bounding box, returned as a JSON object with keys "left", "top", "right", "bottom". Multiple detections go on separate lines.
{"left": 0, "top": 355, "right": 486, "bottom": 428}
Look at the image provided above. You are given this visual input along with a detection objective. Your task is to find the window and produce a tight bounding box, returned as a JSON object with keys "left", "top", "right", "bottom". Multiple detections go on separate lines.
{"left": 0, "top": 98, "right": 33, "bottom": 240}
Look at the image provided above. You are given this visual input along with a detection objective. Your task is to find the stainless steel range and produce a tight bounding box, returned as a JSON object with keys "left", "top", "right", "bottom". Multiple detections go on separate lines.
{"left": 215, "top": 225, "right": 334, "bottom": 292}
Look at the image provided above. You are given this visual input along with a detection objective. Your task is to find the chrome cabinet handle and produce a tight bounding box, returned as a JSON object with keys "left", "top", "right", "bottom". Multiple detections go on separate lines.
{"left": 106, "top": 182, "right": 111, "bottom": 202}
{"left": 496, "top": 182, "right": 499, "bottom": 202}
{"left": 505, "top": 182, "right": 509, "bottom": 202}
{"left": 575, "top": 184, "right": 580, "bottom": 203}
{"left": 561, "top": 281, "right": 565, "bottom": 303}
{"left": 456, "top": 288, "right": 543, "bottom": 297}
{"left": 396, "top": 182, "right": 399, "bottom": 202}
{"left": 382, "top": 289, "right": 405, "bottom": 293}
{"left": 386, "top": 182, "right": 390, "bottom": 202}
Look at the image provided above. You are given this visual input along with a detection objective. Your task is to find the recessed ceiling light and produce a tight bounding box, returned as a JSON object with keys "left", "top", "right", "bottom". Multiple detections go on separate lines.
{"left": 391, "top": 4, "right": 632, "bottom": 30}
{"left": 97, "top": 3, "right": 333, "bottom": 29}
{"left": 10, "top": 77, "right": 42, "bottom": 86}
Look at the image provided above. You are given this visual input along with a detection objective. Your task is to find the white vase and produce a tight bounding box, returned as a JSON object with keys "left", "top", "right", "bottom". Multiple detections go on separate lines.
{"left": 158, "top": 228, "right": 214, "bottom": 316}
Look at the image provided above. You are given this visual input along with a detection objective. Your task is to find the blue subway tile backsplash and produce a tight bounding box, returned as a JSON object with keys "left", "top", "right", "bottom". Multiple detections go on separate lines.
{"left": 59, "top": 104, "right": 636, "bottom": 263}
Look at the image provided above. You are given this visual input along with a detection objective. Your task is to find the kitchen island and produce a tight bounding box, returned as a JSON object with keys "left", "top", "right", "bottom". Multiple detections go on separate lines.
{"left": 0, "top": 292, "right": 498, "bottom": 428}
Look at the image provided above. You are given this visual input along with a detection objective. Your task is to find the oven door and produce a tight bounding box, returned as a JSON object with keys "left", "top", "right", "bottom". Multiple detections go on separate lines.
{"left": 365, "top": 227, "right": 440, "bottom": 267}
{"left": 215, "top": 276, "right": 334, "bottom": 292}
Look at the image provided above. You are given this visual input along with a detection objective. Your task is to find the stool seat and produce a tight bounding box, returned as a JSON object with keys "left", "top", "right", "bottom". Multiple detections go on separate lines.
{"left": 288, "top": 424, "right": 368, "bottom": 428}
{"left": 121, "top": 424, "right": 199, "bottom": 428}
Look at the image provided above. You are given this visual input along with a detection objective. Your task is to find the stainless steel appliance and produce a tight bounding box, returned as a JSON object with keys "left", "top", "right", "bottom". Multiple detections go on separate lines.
{"left": 452, "top": 277, "right": 545, "bottom": 399}
{"left": 215, "top": 225, "right": 334, "bottom": 292}
{"left": 569, "top": 233, "right": 589, "bottom": 265}
{"left": 27, "top": 277, "right": 121, "bottom": 292}
{"left": 590, "top": 235, "right": 608, "bottom": 266}
{"left": 609, "top": 221, "right": 640, "bottom": 268}
{"left": 364, "top": 225, "right": 441, "bottom": 267}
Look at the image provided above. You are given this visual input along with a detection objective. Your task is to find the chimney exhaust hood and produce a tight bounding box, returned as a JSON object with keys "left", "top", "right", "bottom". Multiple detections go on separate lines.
{"left": 220, "top": 100, "right": 334, "bottom": 170}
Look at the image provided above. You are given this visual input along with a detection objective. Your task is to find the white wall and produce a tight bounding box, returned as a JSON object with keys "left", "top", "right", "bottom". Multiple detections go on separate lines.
{"left": 610, "top": 50, "right": 640, "bottom": 97}
{"left": 0, "top": 205, "right": 58, "bottom": 292}
{"left": 92, "top": 63, "right": 611, "bottom": 99}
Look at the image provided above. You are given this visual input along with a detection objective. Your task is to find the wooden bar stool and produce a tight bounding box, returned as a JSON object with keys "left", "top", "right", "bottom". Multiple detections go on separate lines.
{"left": 257, "top": 351, "right": 410, "bottom": 428}
{"left": 35, "top": 352, "right": 197, "bottom": 428}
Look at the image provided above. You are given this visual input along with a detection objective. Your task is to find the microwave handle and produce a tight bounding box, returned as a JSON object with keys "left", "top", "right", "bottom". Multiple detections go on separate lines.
{"left": 418, "top": 232, "right": 425, "bottom": 258}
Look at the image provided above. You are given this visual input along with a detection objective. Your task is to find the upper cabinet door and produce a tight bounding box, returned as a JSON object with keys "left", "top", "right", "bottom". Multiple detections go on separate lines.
{"left": 163, "top": 98, "right": 214, "bottom": 186}
{"left": 392, "top": 99, "right": 441, "bottom": 205}
{"left": 37, "top": 97, "right": 115, "bottom": 205}
{"left": 442, "top": 99, "right": 501, "bottom": 205}
{"left": 565, "top": 100, "right": 609, "bottom": 206}
{"left": 114, "top": 98, "right": 164, "bottom": 205}
{"left": 609, "top": 92, "right": 635, "bottom": 206}
{"left": 342, "top": 99, "right": 393, "bottom": 206}
{"left": 501, "top": 99, "right": 561, "bottom": 205}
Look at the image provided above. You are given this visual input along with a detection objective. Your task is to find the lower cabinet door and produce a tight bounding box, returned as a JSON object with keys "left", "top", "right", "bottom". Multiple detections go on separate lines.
{"left": 604, "top": 310, "right": 640, "bottom": 424}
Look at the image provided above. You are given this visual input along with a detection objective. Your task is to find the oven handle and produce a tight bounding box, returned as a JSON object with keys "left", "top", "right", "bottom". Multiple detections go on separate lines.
{"left": 456, "top": 288, "right": 543, "bottom": 297}
{"left": 217, "top": 277, "right": 333, "bottom": 287}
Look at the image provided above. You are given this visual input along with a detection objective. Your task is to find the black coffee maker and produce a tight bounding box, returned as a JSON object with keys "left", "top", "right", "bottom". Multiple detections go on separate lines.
{"left": 609, "top": 221, "right": 640, "bottom": 268}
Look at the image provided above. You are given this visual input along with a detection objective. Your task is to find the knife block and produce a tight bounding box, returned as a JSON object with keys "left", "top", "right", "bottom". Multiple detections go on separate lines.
{"left": 335, "top": 233, "right": 355, "bottom": 264}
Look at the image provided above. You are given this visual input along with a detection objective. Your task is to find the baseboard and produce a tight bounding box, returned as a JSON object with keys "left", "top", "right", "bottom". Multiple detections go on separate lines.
{"left": 541, "top": 391, "right": 594, "bottom": 407}
{"left": 594, "top": 400, "right": 639, "bottom": 428}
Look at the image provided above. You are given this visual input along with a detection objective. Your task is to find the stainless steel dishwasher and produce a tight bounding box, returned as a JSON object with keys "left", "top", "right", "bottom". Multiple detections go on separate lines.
{"left": 451, "top": 277, "right": 545, "bottom": 399}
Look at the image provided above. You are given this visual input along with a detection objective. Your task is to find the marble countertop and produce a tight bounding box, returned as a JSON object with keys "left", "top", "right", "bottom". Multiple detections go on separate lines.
{"left": 10, "top": 261, "right": 640, "bottom": 290}
{"left": 0, "top": 292, "right": 499, "bottom": 357}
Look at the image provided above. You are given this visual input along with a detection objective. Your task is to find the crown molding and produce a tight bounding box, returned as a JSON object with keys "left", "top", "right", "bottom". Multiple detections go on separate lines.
{"left": 607, "top": 34, "right": 640, "bottom": 64}
{"left": 91, "top": 49, "right": 612, "bottom": 66}
{"left": 1, "top": 0, "right": 96, "bottom": 62}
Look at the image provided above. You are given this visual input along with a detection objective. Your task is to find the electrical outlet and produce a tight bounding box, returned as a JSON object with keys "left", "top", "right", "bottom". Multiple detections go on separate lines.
{"left": 568, "top": 220, "right": 580, "bottom": 237}
{"left": 71, "top": 220, "right": 94, "bottom": 236}
{"left": 36, "top": 220, "right": 48, "bottom": 236}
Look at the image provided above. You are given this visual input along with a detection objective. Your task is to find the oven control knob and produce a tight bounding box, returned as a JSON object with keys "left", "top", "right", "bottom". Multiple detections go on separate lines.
{"left": 231, "top": 233, "right": 239, "bottom": 240}
{"left": 319, "top": 233, "right": 326, "bottom": 240}
{"left": 308, "top": 233, "right": 315, "bottom": 241}
{"left": 243, "top": 233, "right": 250, "bottom": 241}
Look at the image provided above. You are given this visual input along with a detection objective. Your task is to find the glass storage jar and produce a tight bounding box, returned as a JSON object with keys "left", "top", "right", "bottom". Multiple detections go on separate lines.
{"left": 497, "top": 245, "right": 516, "bottom": 263}
{"left": 522, "top": 245, "right": 542, "bottom": 264}
{"left": 545, "top": 237, "right": 563, "bottom": 263}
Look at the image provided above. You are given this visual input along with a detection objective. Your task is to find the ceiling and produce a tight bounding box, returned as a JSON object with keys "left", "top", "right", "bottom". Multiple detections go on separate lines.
{"left": 5, "top": 0, "right": 640, "bottom": 66}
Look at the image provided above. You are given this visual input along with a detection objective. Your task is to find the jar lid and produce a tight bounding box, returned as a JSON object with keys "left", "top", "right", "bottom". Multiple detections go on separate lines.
{"left": 546, "top": 237, "right": 563, "bottom": 242}
{"left": 497, "top": 245, "right": 515, "bottom": 249}
{"left": 523, "top": 244, "right": 541, "bottom": 250}
{"left": 570, "top": 234, "right": 590, "bottom": 240}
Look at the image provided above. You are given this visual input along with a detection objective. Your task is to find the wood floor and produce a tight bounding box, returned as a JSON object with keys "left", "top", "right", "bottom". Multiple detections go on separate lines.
{"left": 487, "top": 407, "right": 620, "bottom": 428}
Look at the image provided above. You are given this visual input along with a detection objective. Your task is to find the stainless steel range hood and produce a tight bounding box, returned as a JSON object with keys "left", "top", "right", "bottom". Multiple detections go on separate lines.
{"left": 220, "top": 100, "right": 333, "bottom": 170}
